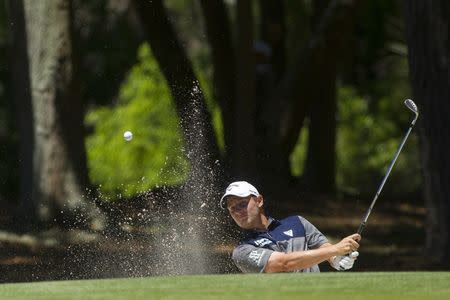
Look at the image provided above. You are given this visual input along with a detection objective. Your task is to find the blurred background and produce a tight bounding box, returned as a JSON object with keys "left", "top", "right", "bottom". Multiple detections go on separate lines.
{"left": 0, "top": 0, "right": 449, "bottom": 282}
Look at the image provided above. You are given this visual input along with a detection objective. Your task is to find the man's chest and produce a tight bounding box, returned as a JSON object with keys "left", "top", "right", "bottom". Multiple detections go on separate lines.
{"left": 245, "top": 216, "right": 309, "bottom": 252}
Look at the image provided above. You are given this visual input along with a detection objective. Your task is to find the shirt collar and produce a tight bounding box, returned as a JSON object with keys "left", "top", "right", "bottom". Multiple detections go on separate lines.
{"left": 252, "top": 216, "right": 279, "bottom": 233}
{"left": 267, "top": 216, "right": 280, "bottom": 230}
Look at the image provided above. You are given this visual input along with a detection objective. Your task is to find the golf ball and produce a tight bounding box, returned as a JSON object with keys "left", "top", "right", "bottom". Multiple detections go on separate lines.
{"left": 123, "top": 130, "right": 133, "bottom": 141}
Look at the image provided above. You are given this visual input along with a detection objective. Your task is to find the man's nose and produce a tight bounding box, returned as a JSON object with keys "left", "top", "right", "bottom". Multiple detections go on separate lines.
{"left": 230, "top": 205, "right": 245, "bottom": 214}
{"left": 235, "top": 208, "right": 248, "bottom": 216}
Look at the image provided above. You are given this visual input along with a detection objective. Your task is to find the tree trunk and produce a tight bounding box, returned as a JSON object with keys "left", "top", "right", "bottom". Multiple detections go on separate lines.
{"left": 7, "top": 0, "right": 34, "bottom": 226}
{"left": 199, "top": 0, "right": 236, "bottom": 177}
{"left": 21, "top": 0, "right": 105, "bottom": 229}
{"left": 278, "top": 0, "right": 355, "bottom": 157}
{"left": 133, "top": 0, "right": 221, "bottom": 189}
{"left": 303, "top": 55, "right": 337, "bottom": 194}
{"left": 132, "top": 1, "right": 227, "bottom": 274}
{"left": 234, "top": 0, "right": 257, "bottom": 177}
{"left": 303, "top": 0, "right": 358, "bottom": 194}
{"left": 259, "top": 0, "right": 286, "bottom": 83}
{"left": 303, "top": 0, "right": 338, "bottom": 195}
{"left": 255, "top": 0, "right": 290, "bottom": 187}
{"left": 402, "top": 0, "right": 450, "bottom": 266}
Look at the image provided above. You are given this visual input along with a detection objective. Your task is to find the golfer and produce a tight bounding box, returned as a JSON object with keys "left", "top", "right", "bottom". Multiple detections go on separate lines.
{"left": 220, "top": 181, "right": 361, "bottom": 273}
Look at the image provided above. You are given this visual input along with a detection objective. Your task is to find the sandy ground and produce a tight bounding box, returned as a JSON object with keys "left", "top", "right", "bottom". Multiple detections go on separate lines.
{"left": 0, "top": 197, "right": 441, "bottom": 283}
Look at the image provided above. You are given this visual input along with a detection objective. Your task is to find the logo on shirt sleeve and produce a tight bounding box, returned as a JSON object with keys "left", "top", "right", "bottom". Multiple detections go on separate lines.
{"left": 248, "top": 250, "right": 263, "bottom": 265}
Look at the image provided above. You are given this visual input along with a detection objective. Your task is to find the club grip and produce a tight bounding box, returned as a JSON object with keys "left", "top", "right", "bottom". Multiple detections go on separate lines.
{"left": 357, "top": 222, "right": 366, "bottom": 235}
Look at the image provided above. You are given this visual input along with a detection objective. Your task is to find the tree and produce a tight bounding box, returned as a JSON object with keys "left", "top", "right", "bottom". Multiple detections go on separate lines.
{"left": 302, "top": 0, "right": 360, "bottom": 194}
{"left": 200, "top": 0, "right": 359, "bottom": 197}
{"left": 73, "top": 0, "right": 143, "bottom": 107}
{"left": 7, "top": 0, "right": 33, "bottom": 222}
{"left": 403, "top": 0, "right": 450, "bottom": 266}
{"left": 133, "top": 0, "right": 222, "bottom": 193}
{"left": 10, "top": 0, "right": 105, "bottom": 229}
{"left": 198, "top": 0, "right": 236, "bottom": 176}
{"left": 124, "top": 0, "right": 361, "bottom": 204}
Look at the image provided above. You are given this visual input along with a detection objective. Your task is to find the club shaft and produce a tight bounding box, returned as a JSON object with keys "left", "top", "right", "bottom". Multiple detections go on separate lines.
{"left": 358, "top": 123, "right": 415, "bottom": 235}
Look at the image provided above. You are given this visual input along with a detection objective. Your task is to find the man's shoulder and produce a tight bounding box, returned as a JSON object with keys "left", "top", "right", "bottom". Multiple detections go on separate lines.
{"left": 280, "top": 215, "right": 302, "bottom": 221}
{"left": 278, "top": 215, "right": 306, "bottom": 226}
{"left": 280, "top": 215, "right": 316, "bottom": 226}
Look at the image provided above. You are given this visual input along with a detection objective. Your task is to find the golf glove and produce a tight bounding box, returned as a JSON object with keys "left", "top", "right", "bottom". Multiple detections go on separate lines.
{"left": 331, "top": 251, "right": 359, "bottom": 271}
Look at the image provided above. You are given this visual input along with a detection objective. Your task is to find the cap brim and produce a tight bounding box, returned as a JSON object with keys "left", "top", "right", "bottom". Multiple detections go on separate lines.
{"left": 219, "top": 195, "right": 227, "bottom": 210}
{"left": 219, "top": 193, "right": 233, "bottom": 210}
{"left": 219, "top": 192, "right": 256, "bottom": 210}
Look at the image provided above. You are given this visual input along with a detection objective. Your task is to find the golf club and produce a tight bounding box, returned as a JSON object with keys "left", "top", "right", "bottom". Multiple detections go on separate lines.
{"left": 357, "top": 99, "right": 419, "bottom": 235}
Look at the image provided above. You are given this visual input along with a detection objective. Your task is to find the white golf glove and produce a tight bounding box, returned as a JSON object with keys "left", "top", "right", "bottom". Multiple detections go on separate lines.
{"left": 331, "top": 251, "right": 359, "bottom": 271}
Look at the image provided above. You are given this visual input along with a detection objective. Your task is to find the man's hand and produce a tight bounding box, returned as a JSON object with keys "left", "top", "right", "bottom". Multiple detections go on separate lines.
{"left": 331, "top": 251, "right": 359, "bottom": 271}
{"left": 330, "top": 233, "right": 361, "bottom": 271}
{"left": 333, "top": 233, "right": 361, "bottom": 256}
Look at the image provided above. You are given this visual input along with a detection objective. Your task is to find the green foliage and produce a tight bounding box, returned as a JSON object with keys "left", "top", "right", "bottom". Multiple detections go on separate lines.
{"left": 289, "top": 16, "right": 419, "bottom": 197}
{"left": 336, "top": 86, "right": 421, "bottom": 197}
{"left": 289, "top": 83, "right": 420, "bottom": 197}
{"left": 194, "top": 68, "right": 225, "bottom": 154}
{"left": 289, "top": 128, "right": 308, "bottom": 177}
{"left": 85, "top": 44, "right": 188, "bottom": 200}
{"left": 333, "top": 2, "right": 420, "bottom": 197}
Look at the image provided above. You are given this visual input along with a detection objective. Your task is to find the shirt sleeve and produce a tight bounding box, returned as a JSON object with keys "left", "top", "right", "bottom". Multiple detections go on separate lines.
{"left": 232, "top": 243, "right": 274, "bottom": 273}
{"left": 299, "top": 216, "right": 329, "bottom": 249}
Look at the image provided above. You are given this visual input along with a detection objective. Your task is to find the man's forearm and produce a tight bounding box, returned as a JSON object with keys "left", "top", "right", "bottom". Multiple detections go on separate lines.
{"left": 264, "top": 243, "right": 338, "bottom": 273}
{"left": 319, "top": 242, "right": 336, "bottom": 265}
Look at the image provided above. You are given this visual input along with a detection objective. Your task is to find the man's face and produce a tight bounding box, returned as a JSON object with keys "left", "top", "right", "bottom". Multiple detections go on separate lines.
{"left": 226, "top": 195, "right": 262, "bottom": 229}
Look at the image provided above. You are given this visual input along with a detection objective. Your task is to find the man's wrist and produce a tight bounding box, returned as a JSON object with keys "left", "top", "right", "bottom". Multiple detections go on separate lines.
{"left": 329, "top": 255, "right": 337, "bottom": 265}
{"left": 330, "top": 255, "right": 341, "bottom": 270}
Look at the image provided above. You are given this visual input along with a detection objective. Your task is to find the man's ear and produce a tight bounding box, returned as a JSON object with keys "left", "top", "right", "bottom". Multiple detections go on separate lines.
{"left": 256, "top": 195, "right": 264, "bottom": 208}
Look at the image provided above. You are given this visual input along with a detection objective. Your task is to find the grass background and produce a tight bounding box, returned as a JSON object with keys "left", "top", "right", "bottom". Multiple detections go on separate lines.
{"left": 0, "top": 272, "right": 449, "bottom": 300}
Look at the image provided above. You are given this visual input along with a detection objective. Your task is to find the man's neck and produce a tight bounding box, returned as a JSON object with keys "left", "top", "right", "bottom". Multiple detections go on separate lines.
{"left": 254, "top": 214, "right": 269, "bottom": 231}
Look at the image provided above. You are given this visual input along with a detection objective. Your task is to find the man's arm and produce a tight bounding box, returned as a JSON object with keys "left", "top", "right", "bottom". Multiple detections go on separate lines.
{"left": 264, "top": 243, "right": 339, "bottom": 273}
{"left": 264, "top": 234, "right": 360, "bottom": 273}
{"left": 319, "top": 242, "right": 335, "bottom": 265}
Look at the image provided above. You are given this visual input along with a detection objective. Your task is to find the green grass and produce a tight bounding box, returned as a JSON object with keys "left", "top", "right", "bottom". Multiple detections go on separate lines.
{"left": 1, "top": 272, "right": 449, "bottom": 300}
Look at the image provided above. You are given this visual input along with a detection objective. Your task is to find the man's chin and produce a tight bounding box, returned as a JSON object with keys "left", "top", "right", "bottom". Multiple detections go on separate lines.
{"left": 237, "top": 220, "right": 252, "bottom": 230}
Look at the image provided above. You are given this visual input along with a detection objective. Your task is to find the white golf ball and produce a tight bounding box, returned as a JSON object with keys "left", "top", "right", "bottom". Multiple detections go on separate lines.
{"left": 123, "top": 130, "right": 133, "bottom": 141}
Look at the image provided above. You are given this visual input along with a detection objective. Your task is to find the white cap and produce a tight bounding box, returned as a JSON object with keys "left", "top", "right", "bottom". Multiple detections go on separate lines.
{"left": 219, "top": 181, "right": 260, "bottom": 209}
